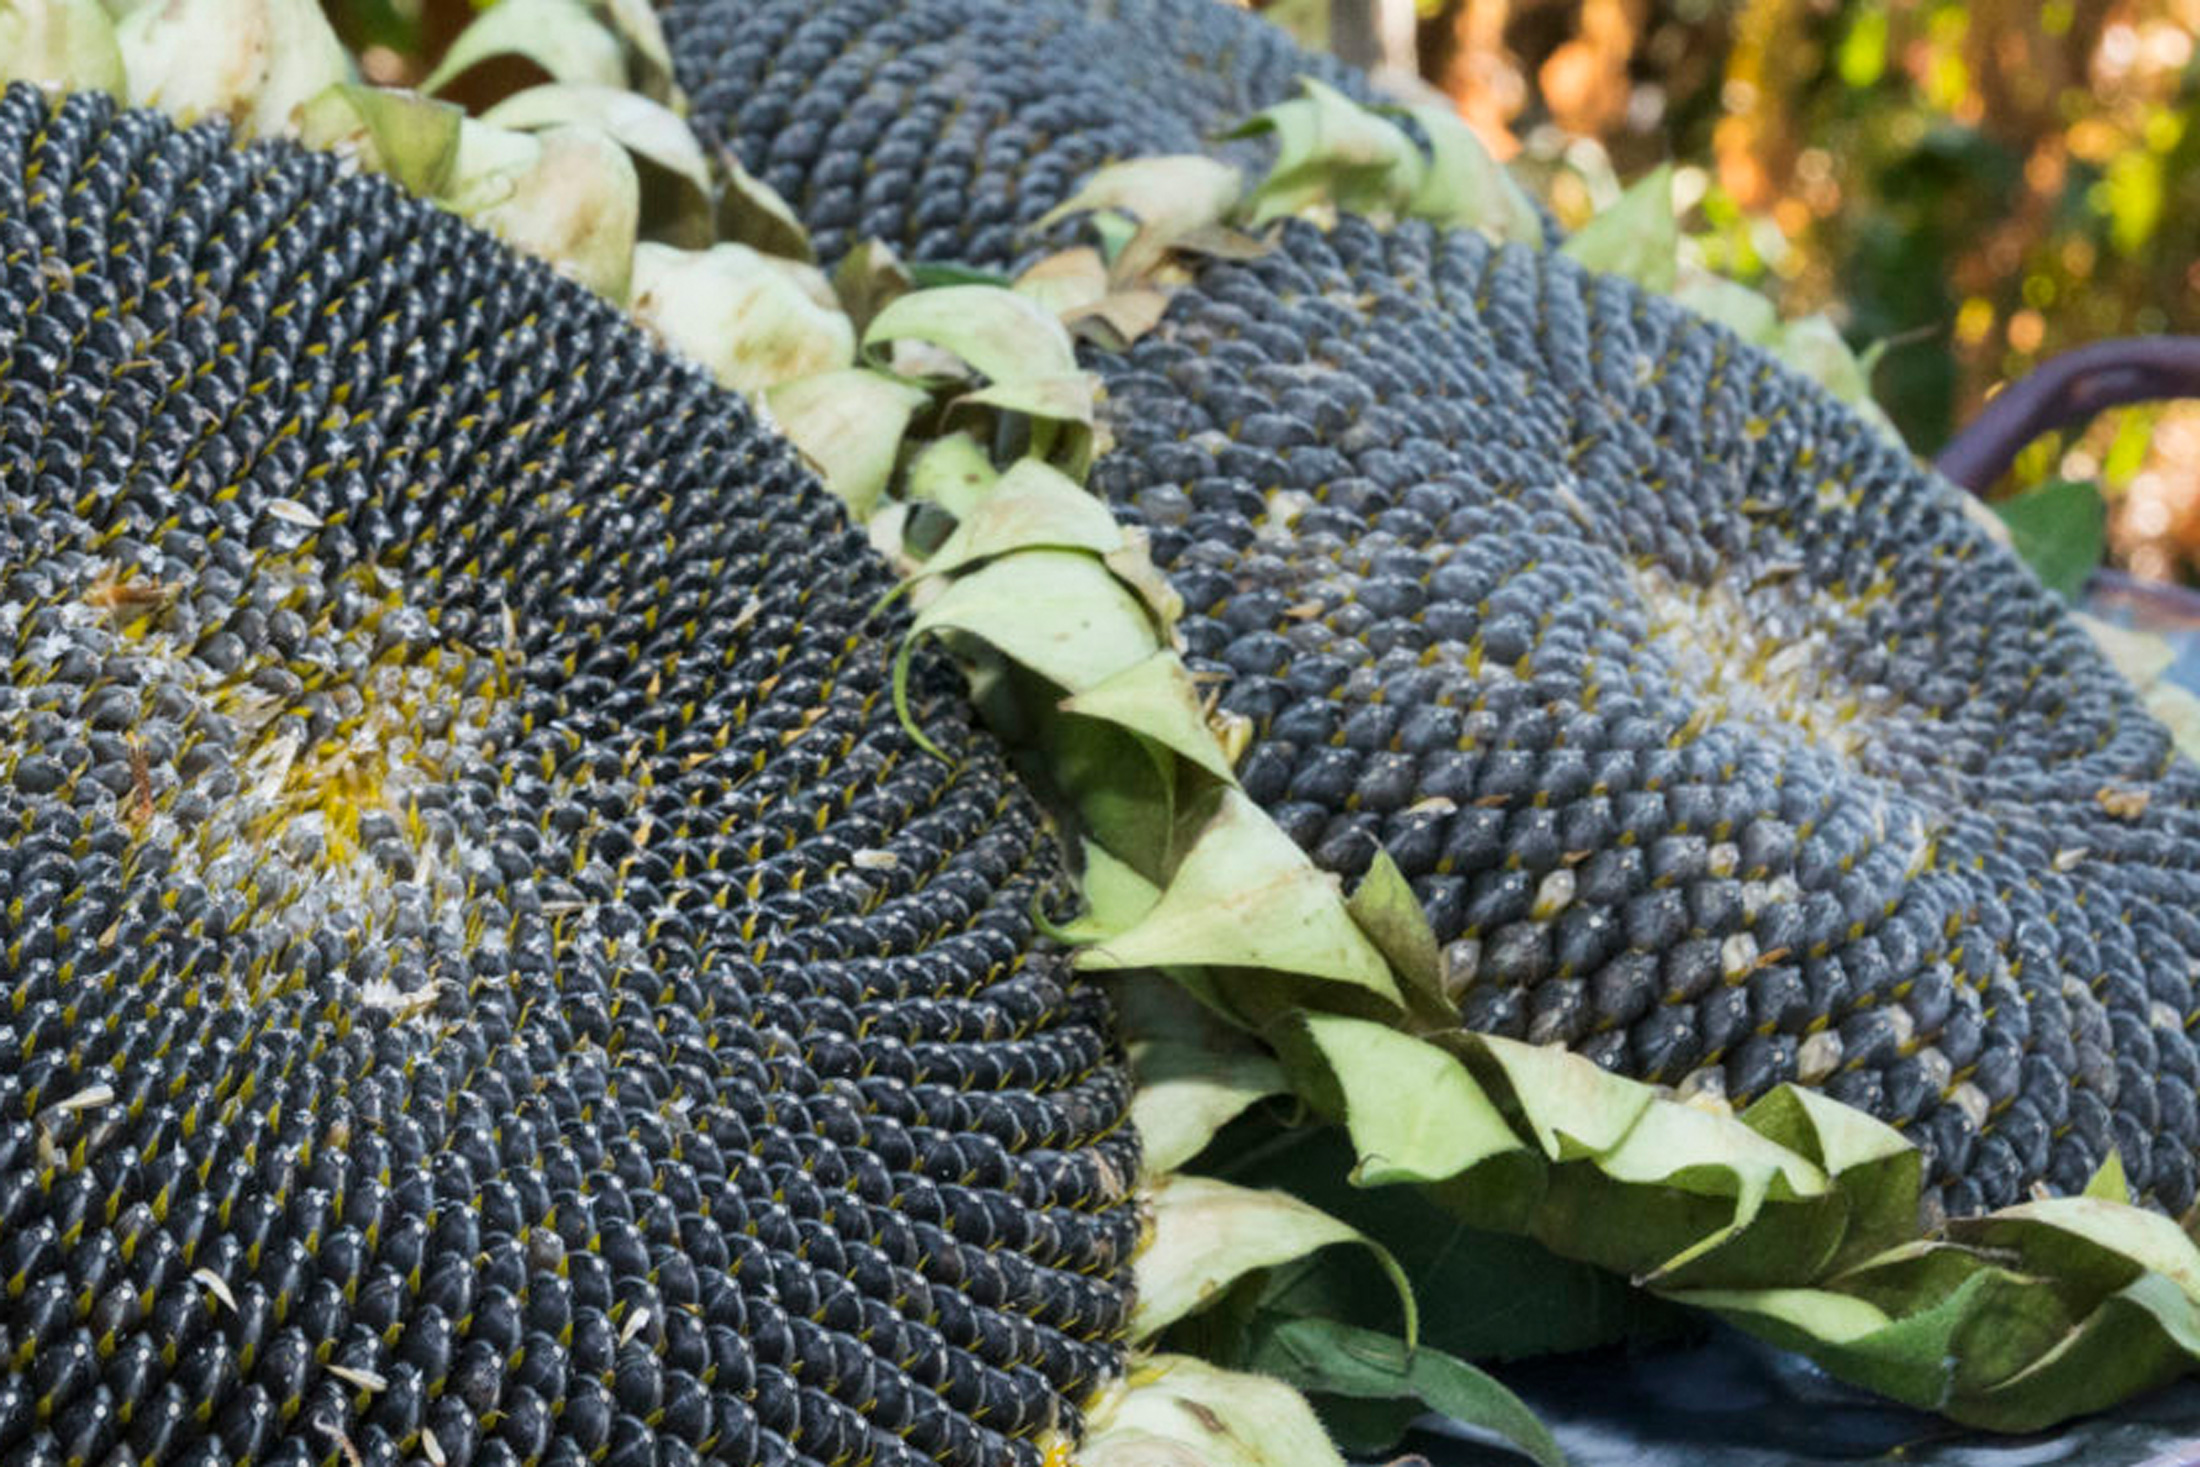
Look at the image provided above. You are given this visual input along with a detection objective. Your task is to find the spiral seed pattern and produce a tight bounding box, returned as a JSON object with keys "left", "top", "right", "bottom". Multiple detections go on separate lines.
{"left": 0, "top": 87, "right": 1137, "bottom": 1467}
{"left": 1090, "top": 216, "right": 2200, "bottom": 1216}
{"left": 658, "top": 0, "right": 1385, "bottom": 270}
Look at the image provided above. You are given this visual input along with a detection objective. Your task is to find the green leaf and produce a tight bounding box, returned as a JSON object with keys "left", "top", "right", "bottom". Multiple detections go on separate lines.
{"left": 1451, "top": 1041, "right": 1842, "bottom": 1287}
{"left": 831, "top": 239, "right": 914, "bottom": 335}
{"left": 864, "top": 284, "right": 1079, "bottom": 384}
{"left": 905, "top": 260, "right": 1013, "bottom": 289}
{"left": 1765, "top": 316, "right": 1904, "bottom": 444}
{"left": 714, "top": 151, "right": 815, "bottom": 263}
{"left": 1129, "top": 1026, "right": 1285, "bottom": 1175}
{"left": 1671, "top": 1284, "right": 1899, "bottom": 1360}
{"left": 1343, "top": 849, "right": 1445, "bottom": 1015}
{"left": 1300, "top": 1395, "right": 1425, "bottom": 1459}
{"left": 438, "top": 115, "right": 538, "bottom": 212}
{"left": 1058, "top": 650, "right": 1238, "bottom": 783}
{"left": 1080, "top": 1355, "right": 1347, "bottom": 1467}
{"left": 1771, "top": 314, "right": 1867, "bottom": 402}
{"left": 1104, "top": 528, "right": 1188, "bottom": 631}
{"left": 1736, "top": 1084, "right": 1919, "bottom": 1271}
{"left": 916, "top": 458, "right": 1124, "bottom": 578}
{"left": 1560, "top": 163, "right": 1677, "bottom": 292}
{"left": 297, "top": 84, "right": 463, "bottom": 197}
{"left": 1954, "top": 1196, "right": 2200, "bottom": 1302}
{"left": 905, "top": 549, "right": 1157, "bottom": 697}
{"left": 481, "top": 83, "right": 712, "bottom": 244}
{"left": 422, "top": 0, "right": 624, "bottom": 94}
{"left": 855, "top": 289, "right": 1097, "bottom": 472}
{"left": 1674, "top": 1212, "right": 2200, "bottom": 1431}
{"left": 763, "top": 368, "right": 930, "bottom": 518}
{"left": 2146, "top": 681, "right": 2200, "bottom": 762}
{"left": 631, "top": 243, "right": 854, "bottom": 395}
{"left": 0, "top": 0, "right": 124, "bottom": 96}
{"left": 1085, "top": 211, "right": 1140, "bottom": 268}
{"left": 1133, "top": 1174, "right": 1411, "bottom": 1342}
{"left": 1239, "top": 1316, "right": 1565, "bottom": 1467}
{"left": 1080, "top": 790, "right": 1402, "bottom": 1006}
{"left": 1046, "top": 710, "right": 1181, "bottom": 873}
{"left": 1298, "top": 1016, "right": 1524, "bottom": 1189}
{"left": 595, "top": 0, "right": 673, "bottom": 95}
{"left": 1585, "top": 1099, "right": 1829, "bottom": 1281}
{"left": 903, "top": 433, "right": 1000, "bottom": 521}
{"left": 953, "top": 372, "right": 1097, "bottom": 428}
{"left": 1036, "top": 154, "right": 1243, "bottom": 282}
{"left": 2077, "top": 608, "right": 2177, "bottom": 686}
{"left": 1062, "top": 285, "right": 1176, "bottom": 352}
{"left": 2084, "top": 1149, "right": 2130, "bottom": 1203}
{"left": 1991, "top": 478, "right": 2104, "bottom": 601}
{"left": 443, "top": 121, "right": 639, "bottom": 303}
{"left": 1077, "top": 840, "right": 1163, "bottom": 937}
{"left": 1601, "top": 1099, "right": 1825, "bottom": 1205}
{"left": 1124, "top": 976, "right": 1287, "bottom": 1174}
{"left": 1228, "top": 1126, "right": 1688, "bottom": 1362}
{"left": 1236, "top": 78, "right": 1424, "bottom": 226}
{"left": 1405, "top": 104, "right": 1546, "bottom": 244}
{"left": 1674, "top": 1267, "right": 2074, "bottom": 1418}
{"left": 480, "top": 84, "right": 705, "bottom": 188}
{"left": 1011, "top": 246, "right": 1111, "bottom": 320}
{"left": 1671, "top": 270, "right": 1781, "bottom": 344}
{"left": 1966, "top": 1271, "right": 2200, "bottom": 1431}
{"left": 1465, "top": 1033, "right": 1658, "bottom": 1160}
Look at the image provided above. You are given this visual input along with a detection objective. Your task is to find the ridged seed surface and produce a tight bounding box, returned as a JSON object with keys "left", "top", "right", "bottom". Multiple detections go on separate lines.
{"left": 0, "top": 87, "right": 1138, "bottom": 1467}
{"left": 657, "top": 0, "right": 1383, "bottom": 270}
{"left": 1089, "top": 215, "right": 2200, "bottom": 1216}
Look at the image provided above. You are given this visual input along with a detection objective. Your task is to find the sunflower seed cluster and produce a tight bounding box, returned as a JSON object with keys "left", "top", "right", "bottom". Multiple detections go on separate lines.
{"left": 1089, "top": 215, "right": 2200, "bottom": 1216}
{"left": 0, "top": 87, "right": 1137, "bottom": 1467}
{"left": 658, "top": 0, "right": 1382, "bottom": 270}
